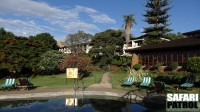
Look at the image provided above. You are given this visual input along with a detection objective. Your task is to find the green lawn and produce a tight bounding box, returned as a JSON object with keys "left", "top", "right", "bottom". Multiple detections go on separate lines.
{"left": 111, "top": 71, "right": 138, "bottom": 91}
{"left": 111, "top": 71, "right": 200, "bottom": 93}
{"left": 0, "top": 70, "right": 105, "bottom": 89}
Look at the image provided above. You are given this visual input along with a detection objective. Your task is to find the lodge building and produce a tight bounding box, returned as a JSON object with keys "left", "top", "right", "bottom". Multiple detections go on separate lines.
{"left": 125, "top": 30, "right": 200, "bottom": 66}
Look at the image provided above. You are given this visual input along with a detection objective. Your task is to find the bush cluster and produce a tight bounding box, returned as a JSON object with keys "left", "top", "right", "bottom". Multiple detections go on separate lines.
{"left": 152, "top": 62, "right": 162, "bottom": 70}
{"left": 168, "top": 62, "right": 178, "bottom": 71}
{"left": 185, "top": 57, "right": 200, "bottom": 73}
{"left": 133, "top": 64, "right": 142, "bottom": 71}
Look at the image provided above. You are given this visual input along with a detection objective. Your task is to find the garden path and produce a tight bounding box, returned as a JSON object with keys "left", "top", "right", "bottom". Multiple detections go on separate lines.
{"left": 88, "top": 72, "right": 112, "bottom": 88}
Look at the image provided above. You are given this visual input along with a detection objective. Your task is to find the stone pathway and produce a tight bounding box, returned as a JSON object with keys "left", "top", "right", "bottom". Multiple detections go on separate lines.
{"left": 88, "top": 72, "right": 112, "bottom": 88}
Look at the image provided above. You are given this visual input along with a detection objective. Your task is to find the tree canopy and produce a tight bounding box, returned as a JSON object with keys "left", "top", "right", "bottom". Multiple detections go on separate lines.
{"left": 89, "top": 29, "right": 124, "bottom": 67}
{"left": 143, "top": 0, "right": 172, "bottom": 45}
{"left": 123, "top": 14, "right": 136, "bottom": 45}
{"left": 167, "top": 32, "right": 184, "bottom": 40}
{"left": 29, "top": 33, "right": 57, "bottom": 49}
{"left": 0, "top": 28, "right": 51, "bottom": 77}
{"left": 37, "top": 50, "right": 66, "bottom": 75}
{"left": 65, "top": 31, "right": 93, "bottom": 53}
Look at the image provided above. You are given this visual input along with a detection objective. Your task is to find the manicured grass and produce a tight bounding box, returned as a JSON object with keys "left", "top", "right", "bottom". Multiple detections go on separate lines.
{"left": 167, "top": 87, "right": 200, "bottom": 93}
{"left": 111, "top": 71, "right": 138, "bottom": 91}
{"left": 0, "top": 70, "right": 105, "bottom": 89}
{"left": 111, "top": 71, "right": 200, "bottom": 93}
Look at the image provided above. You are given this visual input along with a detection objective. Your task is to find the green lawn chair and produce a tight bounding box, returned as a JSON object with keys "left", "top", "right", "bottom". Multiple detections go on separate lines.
{"left": 0, "top": 78, "right": 10, "bottom": 89}
{"left": 121, "top": 76, "right": 135, "bottom": 86}
{"left": 140, "top": 77, "right": 152, "bottom": 87}
{"left": 180, "top": 76, "right": 195, "bottom": 88}
{"left": 0, "top": 78, "right": 16, "bottom": 90}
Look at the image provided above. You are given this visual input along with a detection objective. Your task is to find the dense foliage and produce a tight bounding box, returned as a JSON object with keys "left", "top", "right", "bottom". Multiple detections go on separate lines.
{"left": 152, "top": 62, "right": 162, "bottom": 70}
{"left": 133, "top": 63, "right": 142, "bottom": 71}
{"left": 185, "top": 57, "right": 200, "bottom": 74}
{"left": 111, "top": 56, "right": 132, "bottom": 67}
{"left": 143, "top": 0, "right": 172, "bottom": 45}
{"left": 65, "top": 31, "right": 93, "bottom": 53}
{"left": 29, "top": 33, "right": 57, "bottom": 49}
{"left": 89, "top": 29, "right": 124, "bottom": 68}
{"left": 59, "top": 53, "right": 91, "bottom": 78}
{"left": 167, "top": 32, "right": 184, "bottom": 40}
{"left": 0, "top": 28, "right": 55, "bottom": 78}
{"left": 37, "top": 50, "right": 66, "bottom": 75}
{"left": 168, "top": 62, "right": 178, "bottom": 71}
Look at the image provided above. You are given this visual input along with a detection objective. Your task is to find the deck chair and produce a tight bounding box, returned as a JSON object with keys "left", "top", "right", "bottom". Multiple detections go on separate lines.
{"left": 154, "top": 81, "right": 166, "bottom": 94}
{"left": 121, "top": 76, "right": 135, "bottom": 86}
{"left": 0, "top": 78, "right": 16, "bottom": 90}
{"left": 17, "top": 78, "right": 34, "bottom": 90}
{"left": 180, "top": 76, "right": 195, "bottom": 88}
{"left": 140, "top": 77, "right": 152, "bottom": 87}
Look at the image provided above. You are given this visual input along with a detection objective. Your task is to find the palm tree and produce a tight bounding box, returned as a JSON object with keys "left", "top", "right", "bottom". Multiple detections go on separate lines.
{"left": 123, "top": 14, "right": 136, "bottom": 46}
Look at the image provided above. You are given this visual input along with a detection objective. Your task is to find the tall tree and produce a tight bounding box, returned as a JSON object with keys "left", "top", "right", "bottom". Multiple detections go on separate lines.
{"left": 143, "top": 0, "right": 172, "bottom": 45}
{"left": 0, "top": 28, "right": 15, "bottom": 39}
{"left": 123, "top": 14, "right": 136, "bottom": 45}
{"left": 29, "top": 33, "right": 57, "bottom": 49}
{"left": 0, "top": 28, "right": 50, "bottom": 77}
{"left": 37, "top": 50, "right": 65, "bottom": 75}
{"left": 65, "top": 31, "right": 93, "bottom": 53}
{"left": 89, "top": 29, "right": 124, "bottom": 68}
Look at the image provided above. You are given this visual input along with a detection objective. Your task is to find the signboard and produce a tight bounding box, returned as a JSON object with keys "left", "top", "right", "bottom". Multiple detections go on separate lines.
{"left": 66, "top": 68, "right": 78, "bottom": 79}
{"left": 65, "top": 98, "right": 78, "bottom": 106}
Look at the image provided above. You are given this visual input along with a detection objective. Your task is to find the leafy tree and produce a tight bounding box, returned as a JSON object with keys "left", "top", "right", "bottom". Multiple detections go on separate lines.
{"left": 143, "top": 0, "right": 172, "bottom": 45}
{"left": 167, "top": 32, "right": 184, "bottom": 40}
{"left": 37, "top": 50, "right": 66, "bottom": 75}
{"left": 185, "top": 57, "right": 200, "bottom": 74}
{"left": 0, "top": 28, "right": 15, "bottom": 39}
{"left": 123, "top": 14, "right": 136, "bottom": 45}
{"left": 65, "top": 31, "right": 93, "bottom": 53}
{"left": 0, "top": 28, "right": 50, "bottom": 77}
{"left": 29, "top": 33, "right": 57, "bottom": 49}
{"left": 59, "top": 52, "right": 91, "bottom": 79}
{"left": 89, "top": 29, "right": 124, "bottom": 68}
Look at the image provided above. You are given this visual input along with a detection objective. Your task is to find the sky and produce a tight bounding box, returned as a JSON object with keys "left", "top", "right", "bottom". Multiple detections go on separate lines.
{"left": 0, "top": 0, "right": 199, "bottom": 41}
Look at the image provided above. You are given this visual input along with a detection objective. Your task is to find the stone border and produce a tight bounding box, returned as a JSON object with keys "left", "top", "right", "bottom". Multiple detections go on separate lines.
{"left": 0, "top": 90, "right": 143, "bottom": 101}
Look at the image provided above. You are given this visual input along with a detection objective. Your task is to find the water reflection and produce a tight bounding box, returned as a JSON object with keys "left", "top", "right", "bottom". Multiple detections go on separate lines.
{"left": 0, "top": 97, "right": 161, "bottom": 112}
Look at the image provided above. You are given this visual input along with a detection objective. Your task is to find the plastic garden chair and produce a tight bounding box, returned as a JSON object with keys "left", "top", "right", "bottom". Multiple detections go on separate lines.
{"left": 140, "top": 77, "right": 152, "bottom": 87}
{"left": 121, "top": 76, "right": 135, "bottom": 86}
{"left": 180, "top": 76, "right": 195, "bottom": 88}
{"left": 0, "top": 78, "right": 16, "bottom": 90}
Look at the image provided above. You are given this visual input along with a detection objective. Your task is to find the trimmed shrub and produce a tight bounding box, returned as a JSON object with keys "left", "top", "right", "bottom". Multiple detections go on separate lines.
{"left": 168, "top": 62, "right": 178, "bottom": 71}
{"left": 185, "top": 57, "right": 200, "bottom": 73}
{"left": 152, "top": 62, "right": 162, "bottom": 70}
{"left": 154, "top": 71, "right": 188, "bottom": 84}
{"left": 133, "top": 64, "right": 142, "bottom": 71}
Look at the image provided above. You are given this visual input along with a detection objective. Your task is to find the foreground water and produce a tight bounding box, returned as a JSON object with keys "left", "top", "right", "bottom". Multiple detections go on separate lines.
{"left": 0, "top": 97, "right": 164, "bottom": 112}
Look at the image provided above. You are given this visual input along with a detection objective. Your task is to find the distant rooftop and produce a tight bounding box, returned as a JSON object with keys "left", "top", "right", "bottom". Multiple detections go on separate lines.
{"left": 126, "top": 36, "right": 200, "bottom": 52}
{"left": 182, "top": 29, "right": 200, "bottom": 36}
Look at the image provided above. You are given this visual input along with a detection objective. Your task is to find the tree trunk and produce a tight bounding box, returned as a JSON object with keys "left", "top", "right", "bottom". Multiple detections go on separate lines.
{"left": 125, "top": 23, "right": 131, "bottom": 47}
